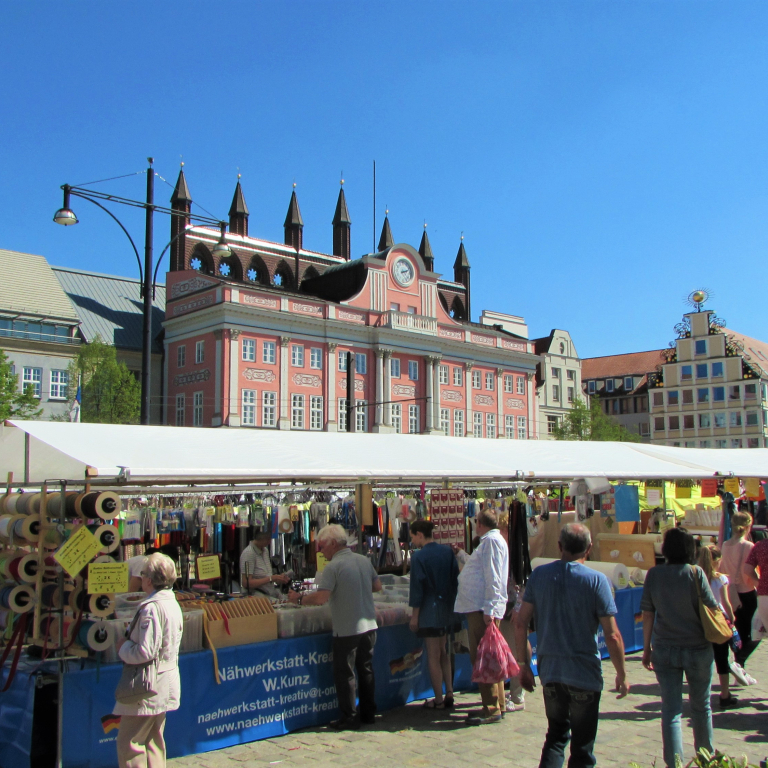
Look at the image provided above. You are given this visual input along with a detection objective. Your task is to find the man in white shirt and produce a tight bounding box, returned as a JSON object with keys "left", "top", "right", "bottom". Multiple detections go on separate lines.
{"left": 454, "top": 508, "right": 509, "bottom": 724}
{"left": 240, "top": 531, "right": 290, "bottom": 597}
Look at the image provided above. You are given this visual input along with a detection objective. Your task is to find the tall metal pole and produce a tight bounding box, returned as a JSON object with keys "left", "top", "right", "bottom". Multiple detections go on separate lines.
{"left": 347, "top": 351, "right": 355, "bottom": 432}
{"left": 141, "top": 158, "right": 155, "bottom": 425}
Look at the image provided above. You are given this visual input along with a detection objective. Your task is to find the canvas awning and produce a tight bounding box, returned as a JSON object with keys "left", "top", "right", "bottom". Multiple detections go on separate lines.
{"left": 2, "top": 420, "right": 767, "bottom": 487}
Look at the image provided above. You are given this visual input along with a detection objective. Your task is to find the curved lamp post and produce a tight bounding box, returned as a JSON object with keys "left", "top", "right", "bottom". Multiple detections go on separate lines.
{"left": 54, "top": 159, "right": 229, "bottom": 425}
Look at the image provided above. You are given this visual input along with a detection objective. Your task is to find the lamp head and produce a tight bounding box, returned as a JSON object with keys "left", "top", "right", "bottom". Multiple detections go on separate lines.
{"left": 53, "top": 186, "right": 78, "bottom": 226}
{"left": 212, "top": 222, "right": 231, "bottom": 258}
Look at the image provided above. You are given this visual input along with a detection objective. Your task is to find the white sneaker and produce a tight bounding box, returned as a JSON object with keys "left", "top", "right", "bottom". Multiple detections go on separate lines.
{"left": 745, "top": 673, "right": 758, "bottom": 685}
{"left": 730, "top": 662, "right": 750, "bottom": 686}
{"left": 505, "top": 694, "right": 525, "bottom": 711}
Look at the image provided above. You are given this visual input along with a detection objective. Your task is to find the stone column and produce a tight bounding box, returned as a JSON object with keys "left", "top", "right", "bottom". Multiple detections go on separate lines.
{"left": 212, "top": 329, "right": 223, "bottom": 427}
{"left": 425, "top": 356, "right": 435, "bottom": 432}
{"left": 326, "top": 343, "right": 337, "bottom": 431}
{"left": 278, "top": 336, "right": 291, "bottom": 430}
{"left": 496, "top": 367, "right": 504, "bottom": 438}
{"left": 383, "top": 350, "right": 393, "bottom": 428}
{"left": 227, "top": 329, "right": 242, "bottom": 427}
{"left": 374, "top": 349, "right": 385, "bottom": 430}
{"left": 465, "top": 362, "right": 474, "bottom": 437}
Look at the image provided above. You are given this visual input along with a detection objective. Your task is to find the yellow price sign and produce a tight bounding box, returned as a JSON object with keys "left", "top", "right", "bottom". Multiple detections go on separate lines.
{"left": 723, "top": 478, "right": 741, "bottom": 495}
{"left": 88, "top": 562, "right": 129, "bottom": 594}
{"left": 53, "top": 525, "right": 103, "bottom": 578}
{"left": 196, "top": 555, "right": 221, "bottom": 581}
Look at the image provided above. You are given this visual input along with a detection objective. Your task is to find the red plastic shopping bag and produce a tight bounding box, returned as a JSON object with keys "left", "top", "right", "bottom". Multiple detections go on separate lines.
{"left": 471, "top": 621, "right": 520, "bottom": 684}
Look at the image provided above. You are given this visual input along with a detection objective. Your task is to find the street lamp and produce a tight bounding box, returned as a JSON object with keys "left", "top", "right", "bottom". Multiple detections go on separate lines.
{"left": 54, "top": 158, "right": 228, "bottom": 425}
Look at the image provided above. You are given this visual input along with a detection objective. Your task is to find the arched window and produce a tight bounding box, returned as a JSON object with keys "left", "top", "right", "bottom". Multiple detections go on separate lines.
{"left": 273, "top": 261, "right": 294, "bottom": 290}
{"left": 450, "top": 296, "right": 466, "bottom": 321}
{"left": 300, "top": 265, "right": 319, "bottom": 291}
{"left": 246, "top": 255, "right": 269, "bottom": 286}
{"left": 189, "top": 244, "right": 214, "bottom": 275}
{"left": 218, "top": 254, "right": 243, "bottom": 281}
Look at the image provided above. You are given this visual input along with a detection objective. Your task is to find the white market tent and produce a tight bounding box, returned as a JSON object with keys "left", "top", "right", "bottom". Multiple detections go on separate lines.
{"left": 2, "top": 420, "right": 768, "bottom": 487}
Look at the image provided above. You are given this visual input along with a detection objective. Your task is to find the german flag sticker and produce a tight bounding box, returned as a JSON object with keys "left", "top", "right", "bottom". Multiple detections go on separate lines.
{"left": 101, "top": 714, "right": 121, "bottom": 734}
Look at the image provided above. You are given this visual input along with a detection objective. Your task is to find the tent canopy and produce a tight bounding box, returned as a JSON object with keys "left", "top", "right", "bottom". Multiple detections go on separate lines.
{"left": 2, "top": 420, "right": 767, "bottom": 487}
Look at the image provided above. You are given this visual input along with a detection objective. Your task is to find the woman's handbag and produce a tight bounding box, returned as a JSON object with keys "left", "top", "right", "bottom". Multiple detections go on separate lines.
{"left": 693, "top": 566, "right": 733, "bottom": 645}
{"left": 114, "top": 600, "right": 161, "bottom": 704}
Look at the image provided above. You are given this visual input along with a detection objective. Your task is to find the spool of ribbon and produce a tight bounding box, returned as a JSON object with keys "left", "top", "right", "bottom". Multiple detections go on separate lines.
{"left": 45, "top": 492, "right": 80, "bottom": 519}
{"left": 88, "top": 594, "right": 115, "bottom": 618}
{"left": 0, "top": 583, "right": 35, "bottom": 613}
{"left": 69, "top": 587, "right": 87, "bottom": 612}
{"left": 2, "top": 495, "right": 22, "bottom": 515}
{"left": 40, "top": 526, "right": 63, "bottom": 550}
{"left": 15, "top": 554, "right": 40, "bottom": 584}
{"left": 13, "top": 514, "right": 40, "bottom": 542}
{"left": 0, "top": 515, "right": 18, "bottom": 540}
{"left": 40, "top": 583, "right": 63, "bottom": 609}
{"left": 0, "top": 551, "right": 22, "bottom": 580}
{"left": 78, "top": 619, "right": 114, "bottom": 652}
{"left": 77, "top": 492, "right": 121, "bottom": 521}
{"left": 91, "top": 524, "right": 119, "bottom": 554}
{"left": 15, "top": 493, "right": 41, "bottom": 516}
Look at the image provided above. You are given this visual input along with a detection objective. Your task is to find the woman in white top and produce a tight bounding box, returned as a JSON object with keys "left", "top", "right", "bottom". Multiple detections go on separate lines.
{"left": 115, "top": 553, "right": 184, "bottom": 768}
{"left": 697, "top": 546, "right": 736, "bottom": 707}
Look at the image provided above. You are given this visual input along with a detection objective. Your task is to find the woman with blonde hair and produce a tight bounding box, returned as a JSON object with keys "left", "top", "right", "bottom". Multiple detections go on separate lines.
{"left": 697, "top": 546, "right": 737, "bottom": 707}
{"left": 720, "top": 511, "right": 758, "bottom": 682}
{"left": 114, "top": 553, "right": 183, "bottom": 768}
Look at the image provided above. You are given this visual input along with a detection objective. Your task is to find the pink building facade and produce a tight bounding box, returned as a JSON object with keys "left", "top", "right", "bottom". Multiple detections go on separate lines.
{"left": 162, "top": 172, "right": 539, "bottom": 438}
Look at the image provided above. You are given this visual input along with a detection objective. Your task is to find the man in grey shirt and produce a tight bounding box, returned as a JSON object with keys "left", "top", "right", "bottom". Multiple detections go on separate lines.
{"left": 240, "top": 530, "right": 290, "bottom": 597}
{"left": 288, "top": 524, "right": 382, "bottom": 730}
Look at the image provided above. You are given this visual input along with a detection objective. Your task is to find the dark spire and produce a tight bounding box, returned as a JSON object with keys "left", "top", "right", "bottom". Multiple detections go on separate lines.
{"left": 170, "top": 165, "right": 191, "bottom": 271}
{"left": 171, "top": 166, "right": 192, "bottom": 204}
{"left": 419, "top": 225, "right": 434, "bottom": 271}
{"left": 378, "top": 211, "right": 394, "bottom": 251}
{"left": 229, "top": 178, "right": 249, "bottom": 236}
{"left": 284, "top": 186, "right": 304, "bottom": 251}
{"left": 332, "top": 183, "right": 351, "bottom": 260}
{"left": 453, "top": 237, "right": 471, "bottom": 321}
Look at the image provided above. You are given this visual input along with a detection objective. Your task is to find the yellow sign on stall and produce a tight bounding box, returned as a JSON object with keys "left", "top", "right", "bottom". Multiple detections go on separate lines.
{"left": 316, "top": 552, "right": 329, "bottom": 573}
{"left": 54, "top": 525, "right": 102, "bottom": 578}
{"left": 723, "top": 478, "right": 741, "bottom": 495}
{"left": 88, "top": 562, "right": 129, "bottom": 594}
{"left": 196, "top": 555, "right": 221, "bottom": 581}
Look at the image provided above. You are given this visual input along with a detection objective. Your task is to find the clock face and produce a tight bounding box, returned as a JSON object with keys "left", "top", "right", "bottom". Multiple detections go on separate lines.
{"left": 392, "top": 257, "right": 415, "bottom": 287}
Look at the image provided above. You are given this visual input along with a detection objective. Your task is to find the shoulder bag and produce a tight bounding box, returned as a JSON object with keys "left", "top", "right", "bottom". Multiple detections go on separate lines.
{"left": 693, "top": 566, "right": 732, "bottom": 645}
{"left": 114, "top": 599, "right": 163, "bottom": 704}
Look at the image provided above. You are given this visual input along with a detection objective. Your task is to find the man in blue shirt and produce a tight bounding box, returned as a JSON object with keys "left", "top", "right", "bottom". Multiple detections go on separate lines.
{"left": 514, "top": 523, "right": 629, "bottom": 768}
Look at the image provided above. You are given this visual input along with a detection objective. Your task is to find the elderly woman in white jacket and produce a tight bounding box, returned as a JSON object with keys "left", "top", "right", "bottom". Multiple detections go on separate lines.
{"left": 115, "top": 553, "right": 183, "bottom": 768}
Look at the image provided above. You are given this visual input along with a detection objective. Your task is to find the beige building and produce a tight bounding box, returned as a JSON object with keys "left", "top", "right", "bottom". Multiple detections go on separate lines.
{"left": 649, "top": 309, "right": 768, "bottom": 448}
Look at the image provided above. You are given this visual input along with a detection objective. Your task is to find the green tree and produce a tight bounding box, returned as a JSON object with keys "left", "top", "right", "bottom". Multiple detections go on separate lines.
{"left": 0, "top": 349, "right": 43, "bottom": 420}
{"left": 67, "top": 337, "right": 140, "bottom": 424}
{"left": 553, "top": 396, "right": 641, "bottom": 442}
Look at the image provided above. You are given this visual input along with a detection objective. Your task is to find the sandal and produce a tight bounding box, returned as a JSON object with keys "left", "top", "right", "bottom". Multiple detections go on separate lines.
{"left": 422, "top": 698, "right": 445, "bottom": 709}
{"left": 444, "top": 695, "right": 454, "bottom": 709}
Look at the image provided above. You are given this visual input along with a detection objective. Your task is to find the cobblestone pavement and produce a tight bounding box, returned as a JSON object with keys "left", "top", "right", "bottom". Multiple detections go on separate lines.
{"left": 170, "top": 650, "right": 768, "bottom": 768}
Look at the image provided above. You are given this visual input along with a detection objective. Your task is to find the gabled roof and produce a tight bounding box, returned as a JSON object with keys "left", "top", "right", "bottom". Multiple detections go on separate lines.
{"left": 582, "top": 349, "right": 665, "bottom": 380}
{"left": 52, "top": 267, "right": 166, "bottom": 353}
{"left": 0, "top": 249, "right": 80, "bottom": 323}
{"left": 723, "top": 328, "right": 768, "bottom": 375}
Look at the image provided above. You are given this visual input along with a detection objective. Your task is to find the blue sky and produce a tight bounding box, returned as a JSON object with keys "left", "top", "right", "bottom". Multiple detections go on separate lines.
{"left": 2, "top": 2, "right": 766, "bottom": 358}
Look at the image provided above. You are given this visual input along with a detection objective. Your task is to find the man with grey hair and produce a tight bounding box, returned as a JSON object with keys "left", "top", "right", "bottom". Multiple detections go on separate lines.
{"left": 514, "top": 523, "right": 629, "bottom": 768}
{"left": 288, "top": 524, "right": 382, "bottom": 730}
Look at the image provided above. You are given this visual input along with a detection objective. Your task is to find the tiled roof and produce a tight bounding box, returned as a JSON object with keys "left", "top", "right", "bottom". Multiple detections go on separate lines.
{"left": 582, "top": 349, "right": 665, "bottom": 380}
{"left": 0, "top": 249, "right": 80, "bottom": 322}
{"left": 723, "top": 328, "right": 768, "bottom": 376}
{"left": 52, "top": 267, "right": 165, "bottom": 353}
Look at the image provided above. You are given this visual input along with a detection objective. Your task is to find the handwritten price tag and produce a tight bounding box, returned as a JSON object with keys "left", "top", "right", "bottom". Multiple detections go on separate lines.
{"left": 196, "top": 555, "right": 221, "bottom": 581}
{"left": 54, "top": 526, "right": 102, "bottom": 578}
{"left": 88, "top": 562, "right": 129, "bottom": 594}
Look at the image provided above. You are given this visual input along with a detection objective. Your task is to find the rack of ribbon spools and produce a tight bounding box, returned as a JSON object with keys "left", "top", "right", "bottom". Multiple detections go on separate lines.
{"left": 0, "top": 488, "right": 125, "bottom": 676}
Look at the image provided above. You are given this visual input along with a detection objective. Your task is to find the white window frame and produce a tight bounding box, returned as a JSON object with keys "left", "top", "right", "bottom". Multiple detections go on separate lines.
{"left": 338, "top": 398, "right": 348, "bottom": 431}
{"left": 486, "top": 412, "right": 496, "bottom": 439}
{"left": 175, "top": 393, "right": 185, "bottom": 426}
{"left": 624, "top": 377, "right": 633, "bottom": 390}
{"left": 485, "top": 372, "right": 494, "bottom": 391}
{"left": 310, "top": 348, "right": 322, "bottom": 370}
{"left": 22, "top": 367, "right": 42, "bottom": 398}
{"left": 338, "top": 351, "right": 348, "bottom": 372}
{"left": 472, "top": 370, "right": 481, "bottom": 389}
{"left": 242, "top": 389, "right": 256, "bottom": 426}
{"left": 440, "top": 407, "right": 450, "bottom": 433}
{"left": 505, "top": 414, "right": 515, "bottom": 439}
{"left": 567, "top": 386, "right": 574, "bottom": 403}
{"left": 438, "top": 365, "right": 448, "bottom": 385}
{"left": 552, "top": 384, "right": 560, "bottom": 402}
{"left": 516, "top": 376, "right": 525, "bottom": 395}
{"left": 193, "top": 391, "right": 204, "bottom": 426}
{"left": 49, "top": 369, "right": 68, "bottom": 400}
{"left": 408, "top": 360, "right": 419, "bottom": 381}
{"left": 605, "top": 379, "right": 614, "bottom": 392}
{"left": 408, "top": 404, "right": 420, "bottom": 434}
{"left": 392, "top": 403, "right": 402, "bottom": 433}
{"left": 473, "top": 411, "right": 483, "bottom": 438}
{"left": 454, "top": 410, "right": 464, "bottom": 437}
{"left": 291, "top": 394, "right": 305, "bottom": 428}
{"left": 356, "top": 400, "right": 368, "bottom": 432}
{"left": 504, "top": 375, "right": 513, "bottom": 393}
{"left": 518, "top": 416, "right": 527, "bottom": 440}
{"left": 355, "top": 353, "right": 367, "bottom": 375}
{"left": 291, "top": 345, "right": 305, "bottom": 368}
{"left": 242, "top": 338, "right": 256, "bottom": 362}
{"left": 262, "top": 341, "right": 276, "bottom": 365}
{"left": 587, "top": 380, "right": 596, "bottom": 394}
{"left": 453, "top": 367, "right": 463, "bottom": 387}
{"left": 195, "top": 340, "right": 204, "bottom": 364}
{"left": 310, "top": 395, "right": 323, "bottom": 430}
{"left": 714, "top": 412, "right": 726, "bottom": 428}
{"left": 262, "top": 391, "right": 277, "bottom": 427}
{"left": 177, "top": 345, "right": 186, "bottom": 368}
{"left": 390, "top": 358, "right": 401, "bottom": 378}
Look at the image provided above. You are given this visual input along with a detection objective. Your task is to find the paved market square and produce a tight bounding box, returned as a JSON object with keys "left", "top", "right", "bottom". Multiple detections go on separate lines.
{"left": 170, "top": 650, "right": 768, "bottom": 768}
